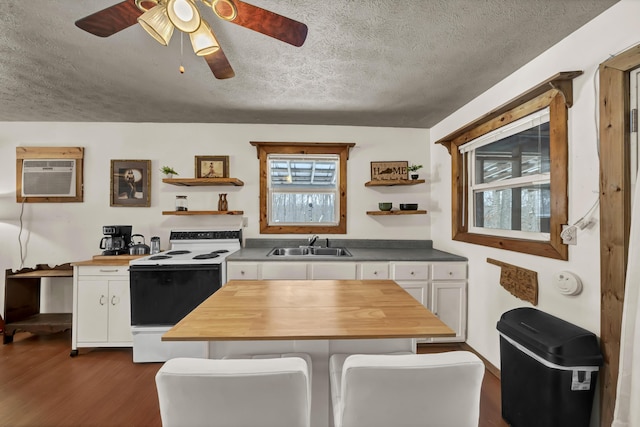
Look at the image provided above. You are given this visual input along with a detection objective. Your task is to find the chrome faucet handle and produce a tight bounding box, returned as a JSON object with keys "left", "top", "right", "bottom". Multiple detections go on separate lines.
{"left": 308, "top": 234, "right": 320, "bottom": 246}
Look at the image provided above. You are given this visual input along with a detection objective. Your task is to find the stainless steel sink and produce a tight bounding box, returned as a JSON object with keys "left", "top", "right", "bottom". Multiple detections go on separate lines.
{"left": 310, "top": 247, "right": 351, "bottom": 256}
{"left": 267, "top": 247, "right": 352, "bottom": 257}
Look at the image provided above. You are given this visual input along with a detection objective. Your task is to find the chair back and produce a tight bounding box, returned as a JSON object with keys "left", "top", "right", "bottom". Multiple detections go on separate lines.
{"left": 156, "top": 357, "right": 310, "bottom": 427}
{"left": 334, "top": 351, "right": 484, "bottom": 427}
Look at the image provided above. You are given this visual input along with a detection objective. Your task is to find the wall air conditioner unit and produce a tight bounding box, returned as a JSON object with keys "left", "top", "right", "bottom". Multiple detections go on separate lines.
{"left": 21, "top": 159, "right": 77, "bottom": 197}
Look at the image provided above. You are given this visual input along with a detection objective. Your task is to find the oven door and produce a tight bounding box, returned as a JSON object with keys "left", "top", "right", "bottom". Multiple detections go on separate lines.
{"left": 129, "top": 264, "right": 221, "bottom": 326}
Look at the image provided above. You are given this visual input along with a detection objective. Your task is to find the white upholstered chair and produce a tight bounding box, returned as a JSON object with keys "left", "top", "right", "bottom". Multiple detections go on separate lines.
{"left": 155, "top": 356, "right": 311, "bottom": 427}
{"left": 329, "top": 351, "right": 485, "bottom": 427}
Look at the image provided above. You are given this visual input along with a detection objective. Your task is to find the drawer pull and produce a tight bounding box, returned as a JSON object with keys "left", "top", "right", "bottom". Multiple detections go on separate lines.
{"left": 410, "top": 271, "right": 415, "bottom": 275}
{"left": 99, "top": 269, "right": 119, "bottom": 273}
{"left": 111, "top": 296, "right": 120, "bottom": 305}
{"left": 373, "top": 271, "right": 378, "bottom": 275}
{"left": 99, "top": 295, "right": 106, "bottom": 305}
{"left": 240, "top": 271, "right": 245, "bottom": 275}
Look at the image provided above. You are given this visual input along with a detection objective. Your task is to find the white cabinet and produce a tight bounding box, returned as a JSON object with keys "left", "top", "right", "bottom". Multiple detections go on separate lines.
{"left": 429, "top": 282, "right": 466, "bottom": 343}
{"left": 310, "top": 262, "right": 357, "bottom": 279}
{"left": 262, "top": 262, "right": 308, "bottom": 279}
{"left": 226, "top": 259, "right": 467, "bottom": 343}
{"left": 359, "top": 262, "right": 389, "bottom": 280}
{"left": 226, "top": 262, "right": 259, "bottom": 280}
{"left": 428, "top": 262, "right": 467, "bottom": 343}
{"left": 72, "top": 265, "right": 133, "bottom": 355}
{"left": 227, "top": 262, "right": 358, "bottom": 280}
{"left": 391, "top": 261, "right": 467, "bottom": 343}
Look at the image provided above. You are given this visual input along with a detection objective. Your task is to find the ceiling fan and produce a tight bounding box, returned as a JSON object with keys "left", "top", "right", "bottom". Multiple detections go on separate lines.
{"left": 75, "top": 0, "right": 308, "bottom": 79}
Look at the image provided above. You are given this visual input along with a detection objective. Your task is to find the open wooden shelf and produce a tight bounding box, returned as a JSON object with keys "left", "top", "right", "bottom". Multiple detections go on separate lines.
{"left": 365, "top": 179, "right": 425, "bottom": 187}
{"left": 162, "top": 178, "right": 244, "bottom": 186}
{"left": 367, "top": 210, "right": 427, "bottom": 215}
{"left": 162, "top": 210, "right": 244, "bottom": 216}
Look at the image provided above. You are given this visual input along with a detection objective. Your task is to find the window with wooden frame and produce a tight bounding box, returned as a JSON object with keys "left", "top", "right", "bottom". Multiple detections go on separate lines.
{"left": 434, "top": 72, "right": 582, "bottom": 260}
{"left": 250, "top": 141, "right": 355, "bottom": 234}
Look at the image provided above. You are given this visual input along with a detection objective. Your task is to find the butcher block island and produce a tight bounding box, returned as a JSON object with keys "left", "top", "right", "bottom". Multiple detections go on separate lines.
{"left": 162, "top": 279, "right": 454, "bottom": 341}
{"left": 163, "top": 279, "right": 454, "bottom": 427}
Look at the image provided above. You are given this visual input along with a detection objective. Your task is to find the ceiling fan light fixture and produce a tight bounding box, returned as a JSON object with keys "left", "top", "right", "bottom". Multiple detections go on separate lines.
{"left": 211, "top": 0, "right": 238, "bottom": 21}
{"left": 190, "top": 20, "right": 220, "bottom": 56}
{"left": 167, "top": 0, "right": 201, "bottom": 33}
{"left": 137, "top": 4, "right": 174, "bottom": 46}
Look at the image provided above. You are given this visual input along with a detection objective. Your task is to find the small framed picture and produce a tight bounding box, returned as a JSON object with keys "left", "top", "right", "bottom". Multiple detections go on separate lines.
{"left": 195, "top": 156, "right": 229, "bottom": 178}
{"left": 370, "top": 161, "right": 408, "bottom": 180}
{"left": 110, "top": 160, "right": 151, "bottom": 207}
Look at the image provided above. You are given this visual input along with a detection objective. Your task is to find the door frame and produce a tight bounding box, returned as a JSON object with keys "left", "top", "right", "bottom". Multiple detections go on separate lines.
{"left": 598, "top": 44, "right": 640, "bottom": 426}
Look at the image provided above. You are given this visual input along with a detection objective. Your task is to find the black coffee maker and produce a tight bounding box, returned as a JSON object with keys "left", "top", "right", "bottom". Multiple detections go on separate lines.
{"left": 100, "top": 225, "right": 133, "bottom": 255}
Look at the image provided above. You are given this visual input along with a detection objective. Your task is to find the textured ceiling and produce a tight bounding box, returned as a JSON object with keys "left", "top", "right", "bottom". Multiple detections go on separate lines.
{"left": 0, "top": 0, "right": 618, "bottom": 128}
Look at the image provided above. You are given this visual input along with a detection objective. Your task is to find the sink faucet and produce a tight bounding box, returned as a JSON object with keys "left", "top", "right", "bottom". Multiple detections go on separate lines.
{"left": 308, "top": 235, "right": 319, "bottom": 246}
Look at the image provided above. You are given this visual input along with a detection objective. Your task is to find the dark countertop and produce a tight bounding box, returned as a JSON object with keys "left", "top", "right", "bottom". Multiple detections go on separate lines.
{"left": 227, "top": 239, "right": 467, "bottom": 263}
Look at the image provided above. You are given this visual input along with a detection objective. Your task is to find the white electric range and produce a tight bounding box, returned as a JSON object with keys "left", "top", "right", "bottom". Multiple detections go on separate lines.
{"left": 128, "top": 229, "right": 241, "bottom": 363}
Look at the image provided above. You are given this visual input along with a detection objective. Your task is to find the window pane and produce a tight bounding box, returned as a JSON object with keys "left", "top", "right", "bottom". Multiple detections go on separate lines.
{"left": 270, "top": 193, "right": 336, "bottom": 224}
{"left": 268, "top": 154, "right": 339, "bottom": 225}
{"left": 269, "top": 157, "right": 337, "bottom": 188}
{"left": 475, "top": 122, "right": 550, "bottom": 184}
{"left": 474, "top": 184, "right": 550, "bottom": 232}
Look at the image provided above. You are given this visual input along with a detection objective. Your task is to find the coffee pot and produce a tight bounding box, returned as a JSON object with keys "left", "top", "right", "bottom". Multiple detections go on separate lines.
{"left": 100, "top": 236, "right": 126, "bottom": 253}
{"left": 100, "top": 225, "right": 133, "bottom": 255}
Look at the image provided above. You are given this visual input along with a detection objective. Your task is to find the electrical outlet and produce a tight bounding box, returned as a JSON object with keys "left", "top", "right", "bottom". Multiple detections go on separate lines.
{"left": 562, "top": 225, "right": 577, "bottom": 245}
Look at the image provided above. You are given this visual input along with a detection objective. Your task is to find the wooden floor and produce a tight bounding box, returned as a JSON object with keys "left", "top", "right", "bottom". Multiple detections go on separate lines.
{"left": 0, "top": 331, "right": 508, "bottom": 427}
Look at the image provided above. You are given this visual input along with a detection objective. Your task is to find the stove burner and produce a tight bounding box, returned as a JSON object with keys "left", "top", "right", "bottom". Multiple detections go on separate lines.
{"left": 213, "top": 249, "right": 229, "bottom": 253}
{"left": 149, "top": 255, "right": 172, "bottom": 260}
{"left": 192, "top": 253, "right": 221, "bottom": 260}
{"left": 167, "top": 250, "right": 191, "bottom": 255}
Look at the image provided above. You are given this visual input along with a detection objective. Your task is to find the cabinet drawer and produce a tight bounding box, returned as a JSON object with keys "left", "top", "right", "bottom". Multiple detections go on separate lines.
{"left": 226, "top": 263, "right": 259, "bottom": 280}
{"left": 360, "top": 263, "right": 389, "bottom": 280}
{"left": 261, "top": 262, "right": 307, "bottom": 280}
{"left": 392, "top": 263, "right": 429, "bottom": 281}
{"left": 432, "top": 263, "right": 467, "bottom": 281}
{"left": 310, "top": 263, "right": 357, "bottom": 280}
{"left": 77, "top": 265, "right": 129, "bottom": 277}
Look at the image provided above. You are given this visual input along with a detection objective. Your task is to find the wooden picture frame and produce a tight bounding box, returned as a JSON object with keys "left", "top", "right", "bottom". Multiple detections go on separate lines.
{"left": 370, "top": 161, "right": 408, "bottom": 180}
{"left": 110, "top": 160, "right": 151, "bottom": 207}
{"left": 195, "top": 155, "right": 229, "bottom": 178}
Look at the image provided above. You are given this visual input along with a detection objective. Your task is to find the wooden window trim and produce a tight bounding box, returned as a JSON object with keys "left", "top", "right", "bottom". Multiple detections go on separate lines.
{"left": 434, "top": 72, "right": 582, "bottom": 260}
{"left": 250, "top": 141, "right": 355, "bottom": 234}
{"left": 15, "top": 147, "right": 84, "bottom": 203}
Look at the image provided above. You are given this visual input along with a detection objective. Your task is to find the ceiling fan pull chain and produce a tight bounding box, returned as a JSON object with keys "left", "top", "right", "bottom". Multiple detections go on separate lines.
{"left": 179, "top": 32, "right": 185, "bottom": 74}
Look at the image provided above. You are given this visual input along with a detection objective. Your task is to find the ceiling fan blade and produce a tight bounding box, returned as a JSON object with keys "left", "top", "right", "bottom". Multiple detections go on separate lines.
{"left": 223, "top": 1, "right": 308, "bottom": 47}
{"left": 75, "top": 0, "right": 143, "bottom": 37}
{"left": 204, "top": 48, "right": 236, "bottom": 79}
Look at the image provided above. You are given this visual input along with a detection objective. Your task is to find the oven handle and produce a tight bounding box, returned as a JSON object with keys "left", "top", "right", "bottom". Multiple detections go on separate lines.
{"left": 129, "top": 264, "right": 221, "bottom": 272}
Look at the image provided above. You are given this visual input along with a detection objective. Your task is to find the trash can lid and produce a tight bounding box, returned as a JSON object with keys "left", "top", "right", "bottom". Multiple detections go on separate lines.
{"left": 497, "top": 307, "right": 603, "bottom": 367}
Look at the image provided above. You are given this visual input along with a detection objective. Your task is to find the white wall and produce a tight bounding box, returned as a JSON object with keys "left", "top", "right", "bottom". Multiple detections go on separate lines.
{"left": 0, "top": 123, "right": 429, "bottom": 314}
{"left": 430, "top": 0, "right": 640, "bottom": 368}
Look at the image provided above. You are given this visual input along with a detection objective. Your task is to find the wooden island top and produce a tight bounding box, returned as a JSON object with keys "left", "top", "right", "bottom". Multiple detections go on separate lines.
{"left": 162, "top": 279, "right": 455, "bottom": 341}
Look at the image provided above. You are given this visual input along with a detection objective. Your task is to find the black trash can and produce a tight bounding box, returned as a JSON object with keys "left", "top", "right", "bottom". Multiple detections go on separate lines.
{"left": 497, "top": 307, "right": 603, "bottom": 427}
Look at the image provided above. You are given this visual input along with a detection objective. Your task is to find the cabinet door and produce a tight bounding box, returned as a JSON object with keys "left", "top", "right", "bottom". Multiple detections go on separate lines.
{"left": 310, "top": 263, "right": 357, "bottom": 279}
{"left": 399, "top": 283, "right": 427, "bottom": 306}
{"left": 429, "top": 282, "right": 466, "bottom": 343}
{"left": 261, "top": 262, "right": 308, "bottom": 279}
{"left": 107, "top": 280, "right": 133, "bottom": 343}
{"left": 226, "top": 262, "right": 259, "bottom": 280}
{"left": 76, "top": 280, "right": 108, "bottom": 342}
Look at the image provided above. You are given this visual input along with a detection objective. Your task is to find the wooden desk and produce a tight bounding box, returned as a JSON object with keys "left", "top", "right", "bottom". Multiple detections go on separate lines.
{"left": 163, "top": 280, "right": 454, "bottom": 427}
{"left": 3, "top": 264, "right": 73, "bottom": 344}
